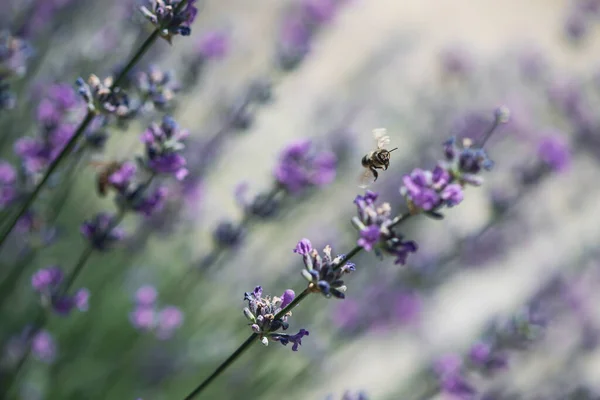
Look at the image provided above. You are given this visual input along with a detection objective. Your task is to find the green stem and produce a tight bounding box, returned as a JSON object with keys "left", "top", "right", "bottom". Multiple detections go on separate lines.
{"left": 0, "top": 111, "right": 95, "bottom": 246}
{"left": 182, "top": 334, "right": 259, "bottom": 400}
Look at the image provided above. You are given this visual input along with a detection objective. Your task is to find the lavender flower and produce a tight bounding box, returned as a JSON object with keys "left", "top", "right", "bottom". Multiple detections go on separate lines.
{"left": 196, "top": 31, "right": 229, "bottom": 60}
{"left": 31, "top": 330, "right": 57, "bottom": 364}
{"left": 0, "top": 31, "right": 33, "bottom": 78}
{"left": 352, "top": 191, "right": 418, "bottom": 264}
{"left": 130, "top": 286, "right": 184, "bottom": 340}
{"left": 433, "top": 354, "right": 477, "bottom": 399}
{"left": 81, "top": 213, "right": 125, "bottom": 251}
{"left": 76, "top": 74, "right": 130, "bottom": 116}
{"left": 294, "top": 239, "right": 355, "bottom": 299}
{"left": 156, "top": 306, "right": 184, "bottom": 340}
{"left": 141, "top": 116, "right": 188, "bottom": 180}
{"left": 31, "top": 266, "right": 89, "bottom": 315}
{"left": 276, "top": 0, "right": 344, "bottom": 70}
{"left": 139, "top": 0, "right": 198, "bottom": 42}
{"left": 135, "top": 65, "right": 180, "bottom": 110}
{"left": 468, "top": 342, "right": 508, "bottom": 374}
{"left": 15, "top": 123, "right": 75, "bottom": 176}
{"left": 213, "top": 221, "right": 244, "bottom": 247}
{"left": 0, "top": 160, "right": 17, "bottom": 208}
{"left": 537, "top": 133, "right": 571, "bottom": 172}
{"left": 274, "top": 139, "right": 336, "bottom": 194}
{"left": 243, "top": 286, "right": 309, "bottom": 350}
{"left": 103, "top": 161, "right": 169, "bottom": 217}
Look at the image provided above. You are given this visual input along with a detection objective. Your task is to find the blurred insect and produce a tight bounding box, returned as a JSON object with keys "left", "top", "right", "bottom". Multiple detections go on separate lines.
{"left": 89, "top": 160, "right": 125, "bottom": 197}
{"left": 359, "top": 128, "right": 398, "bottom": 188}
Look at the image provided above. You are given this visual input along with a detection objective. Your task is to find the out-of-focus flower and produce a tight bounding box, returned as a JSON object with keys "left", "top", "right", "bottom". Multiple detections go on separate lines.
{"left": 196, "top": 31, "right": 229, "bottom": 60}
{"left": 76, "top": 74, "right": 130, "bottom": 116}
{"left": 295, "top": 239, "right": 355, "bottom": 299}
{"left": 213, "top": 220, "right": 244, "bottom": 248}
{"left": 15, "top": 124, "right": 75, "bottom": 176}
{"left": 274, "top": 139, "right": 336, "bottom": 194}
{"left": 130, "top": 286, "right": 184, "bottom": 339}
{"left": 31, "top": 330, "right": 57, "bottom": 364}
{"left": 0, "top": 160, "right": 17, "bottom": 208}
{"left": 468, "top": 342, "right": 508, "bottom": 374}
{"left": 439, "top": 45, "right": 474, "bottom": 78}
{"left": 135, "top": 285, "right": 158, "bottom": 306}
{"left": 140, "top": 116, "right": 188, "bottom": 180}
{"left": 31, "top": 266, "right": 89, "bottom": 315}
{"left": 135, "top": 66, "right": 180, "bottom": 110}
{"left": 276, "top": 0, "right": 345, "bottom": 70}
{"left": 139, "top": 0, "right": 198, "bottom": 42}
{"left": 352, "top": 191, "right": 418, "bottom": 264}
{"left": 156, "top": 306, "right": 184, "bottom": 340}
{"left": 81, "top": 213, "right": 125, "bottom": 251}
{"left": 564, "top": 11, "right": 588, "bottom": 41}
{"left": 433, "top": 354, "right": 477, "bottom": 399}
{"left": 0, "top": 32, "right": 33, "bottom": 78}
{"left": 537, "top": 133, "right": 571, "bottom": 172}
{"left": 243, "top": 286, "right": 309, "bottom": 350}
{"left": 130, "top": 186, "right": 168, "bottom": 216}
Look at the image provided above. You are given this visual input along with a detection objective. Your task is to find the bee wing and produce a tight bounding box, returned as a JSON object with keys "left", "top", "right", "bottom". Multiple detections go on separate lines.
{"left": 358, "top": 168, "right": 376, "bottom": 188}
{"left": 372, "top": 128, "right": 390, "bottom": 149}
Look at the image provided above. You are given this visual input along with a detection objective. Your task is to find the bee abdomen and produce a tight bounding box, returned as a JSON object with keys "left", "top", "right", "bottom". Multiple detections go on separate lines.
{"left": 361, "top": 154, "right": 371, "bottom": 167}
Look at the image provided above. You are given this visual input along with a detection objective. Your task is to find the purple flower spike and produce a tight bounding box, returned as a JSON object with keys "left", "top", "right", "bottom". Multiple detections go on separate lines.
{"left": 81, "top": 213, "right": 125, "bottom": 251}
{"left": 156, "top": 306, "right": 184, "bottom": 340}
{"left": 271, "top": 328, "right": 310, "bottom": 351}
{"left": 243, "top": 286, "right": 307, "bottom": 349}
{"left": 0, "top": 161, "right": 17, "bottom": 208}
{"left": 108, "top": 162, "right": 137, "bottom": 191}
{"left": 297, "top": 243, "right": 354, "bottom": 298}
{"left": 31, "top": 330, "right": 56, "bottom": 364}
{"left": 274, "top": 139, "right": 336, "bottom": 194}
{"left": 136, "top": 285, "right": 158, "bottom": 306}
{"left": 141, "top": 116, "right": 188, "bottom": 181}
{"left": 537, "top": 134, "right": 571, "bottom": 173}
{"left": 293, "top": 239, "right": 312, "bottom": 255}
{"left": 357, "top": 225, "right": 380, "bottom": 252}
{"left": 133, "top": 186, "right": 168, "bottom": 216}
{"left": 139, "top": 0, "right": 198, "bottom": 42}
{"left": 352, "top": 191, "right": 417, "bottom": 264}
{"left": 196, "top": 31, "right": 229, "bottom": 60}
{"left": 130, "top": 307, "right": 156, "bottom": 331}
{"left": 31, "top": 266, "right": 64, "bottom": 292}
{"left": 280, "top": 289, "right": 295, "bottom": 309}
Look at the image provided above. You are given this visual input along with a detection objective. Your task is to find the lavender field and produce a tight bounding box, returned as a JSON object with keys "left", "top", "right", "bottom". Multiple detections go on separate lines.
{"left": 1, "top": 0, "right": 600, "bottom": 399}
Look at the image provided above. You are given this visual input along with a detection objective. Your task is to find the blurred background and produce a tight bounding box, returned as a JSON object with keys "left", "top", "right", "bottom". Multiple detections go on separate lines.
{"left": 1, "top": 0, "right": 600, "bottom": 399}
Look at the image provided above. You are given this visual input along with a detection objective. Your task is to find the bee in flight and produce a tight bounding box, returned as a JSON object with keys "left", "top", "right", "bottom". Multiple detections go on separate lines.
{"left": 359, "top": 128, "right": 398, "bottom": 188}
{"left": 89, "top": 160, "right": 125, "bottom": 197}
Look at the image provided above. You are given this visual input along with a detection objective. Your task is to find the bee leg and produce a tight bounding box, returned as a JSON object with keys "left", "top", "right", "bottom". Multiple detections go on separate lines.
{"left": 371, "top": 167, "right": 379, "bottom": 182}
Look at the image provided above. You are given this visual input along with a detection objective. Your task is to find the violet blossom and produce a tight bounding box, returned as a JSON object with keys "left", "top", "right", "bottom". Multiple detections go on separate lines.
{"left": 274, "top": 139, "right": 336, "bottom": 194}
{"left": 135, "top": 65, "right": 180, "bottom": 110}
{"left": 243, "top": 286, "right": 309, "bottom": 350}
{"left": 294, "top": 239, "right": 355, "bottom": 299}
{"left": 76, "top": 74, "right": 130, "bottom": 116}
{"left": 139, "top": 0, "right": 198, "bottom": 42}
{"left": 140, "top": 116, "right": 189, "bottom": 180}
{"left": 0, "top": 160, "right": 17, "bottom": 208}
{"left": 352, "top": 191, "right": 418, "bottom": 264}
{"left": 81, "top": 213, "right": 125, "bottom": 251}
{"left": 537, "top": 133, "right": 571, "bottom": 173}
{"left": 130, "top": 285, "right": 184, "bottom": 340}
{"left": 31, "top": 266, "right": 89, "bottom": 316}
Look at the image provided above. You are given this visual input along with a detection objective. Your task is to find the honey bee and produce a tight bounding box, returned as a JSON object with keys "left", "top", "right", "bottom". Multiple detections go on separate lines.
{"left": 90, "top": 161, "right": 125, "bottom": 197}
{"left": 359, "top": 128, "right": 398, "bottom": 188}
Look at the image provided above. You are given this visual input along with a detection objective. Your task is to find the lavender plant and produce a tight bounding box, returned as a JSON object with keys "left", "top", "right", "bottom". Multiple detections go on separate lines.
{"left": 1, "top": 1, "right": 599, "bottom": 399}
